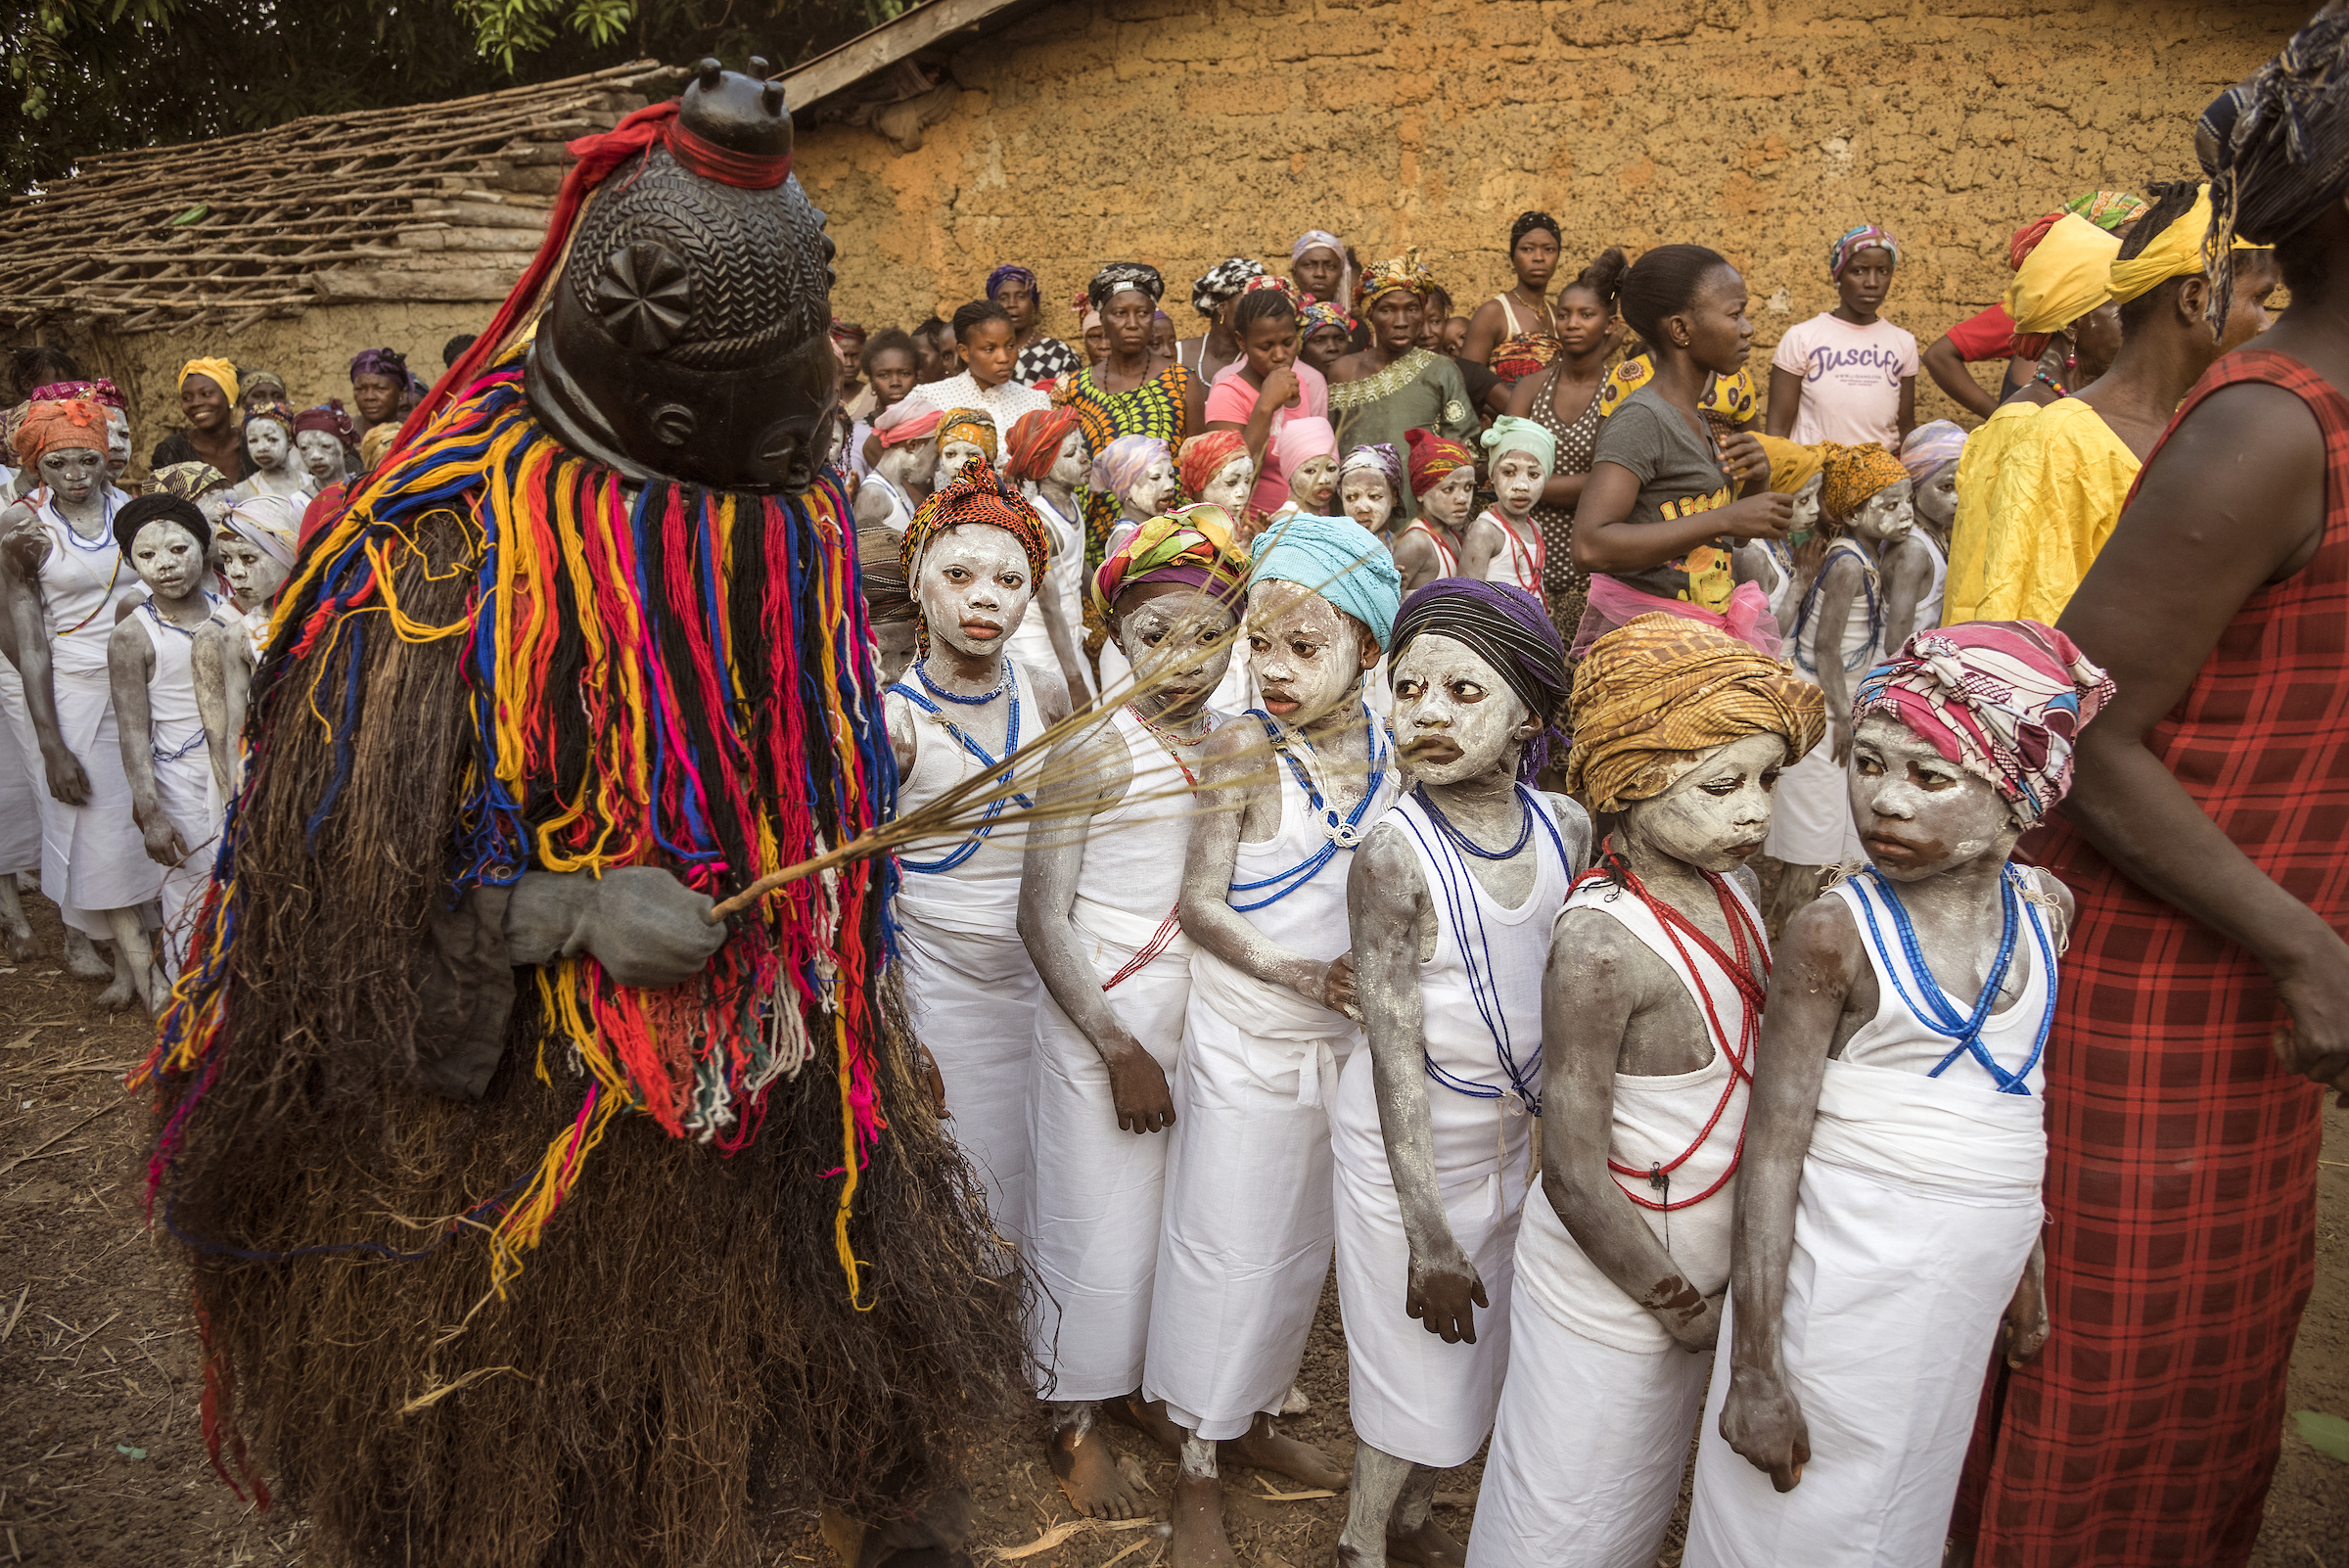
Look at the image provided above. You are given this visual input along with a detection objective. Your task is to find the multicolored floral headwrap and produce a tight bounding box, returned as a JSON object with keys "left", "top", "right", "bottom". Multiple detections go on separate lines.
{"left": 936, "top": 406, "right": 999, "bottom": 462}
{"left": 1340, "top": 442, "right": 1405, "bottom": 497}
{"left": 1299, "top": 300, "right": 1355, "bottom": 339}
{"left": 243, "top": 398, "right": 297, "bottom": 435}
{"left": 148, "top": 461, "right": 230, "bottom": 502}
{"left": 27, "top": 379, "right": 124, "bottom": 410}
{"left": 1828, "top": 223, "right": 1901, "bottom": 278}
{"left": 1090, "top": 504, "right": 1249, "bottom": 618}
{"left": 1854, "top": 620, "right": 2114, "bottom": 826}
{"left": 900, "top": 458, "right": 1052, "bottom": 585}
{"left": 1357, "top": 251, "right": 1435, "bottom": 310}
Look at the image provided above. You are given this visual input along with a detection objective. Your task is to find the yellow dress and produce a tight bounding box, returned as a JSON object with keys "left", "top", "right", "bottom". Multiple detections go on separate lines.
{"left": 1971, "top": 398, "right": 2140, "bottom": 626}
{"left": 1943, "top": 399, "right": 2043, "bottom": 624}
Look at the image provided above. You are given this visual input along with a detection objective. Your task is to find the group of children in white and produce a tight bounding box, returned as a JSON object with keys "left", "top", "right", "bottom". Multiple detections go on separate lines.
{"left": 1, "top": 370, "right": 2111, "bottom": 1567}
{"left": 875, "top": 392, "right": 2111, "bottom": 1568}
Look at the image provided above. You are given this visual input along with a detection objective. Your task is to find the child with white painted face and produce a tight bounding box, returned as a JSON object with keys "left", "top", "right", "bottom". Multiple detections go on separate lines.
{"left": 228, "top": 401, "right": 312, "bottom": 503}
{"left": 1687, "top": 622, "right": 2110, "bottom": 1568}
{"left": 932, "top": 406, "right": 998, "bottom": 494}
{"left": 856, "top": 401, "right": 941, "bottom": 534}
{"left": 1271, "top": 417, "right": 1340, "bottom": 521}
{"left": 191, "top": 494, "right": 300, "bottom": 806}
{"left": 1336, "top": 580, "right": 1590, "bottom": 1568}
{"left": 1148, "top": 514, "right": 1403, "bottom": 1568}
{"left": 1768, "top": 441, "right": 1934, "bottom": 925}
{"left": 1002, "top": 407, "right": 1098, "bottom": 704}
{"left": 1095, "top": 435, "right": 1182, "bottom": 557}
{"left": 1, "top": 398, "right": 159, "bottom": 1007}
{"left": 1896, "top": 417, "right": 1964, "bottom": 629}
{"left": 1178, "top": 433, "right": 1257, "bottom": 521}
{"left": 1465, "top": 416, "right": 1553, "bottom": 603}
{"left": 1395, "top": 429, "right": 1478, "bottom": 595}
{"left": 292, "top": 403, "right": 359, "bottom": 490}
{"left": 883, "top": 463, "right": 1073, "bottom": 1261}
{"left": 1465, "top": 614, "right": 1822, "bottom": 1568}
{"left": 1340, "top": 444, "right": 1402, "bottom": 539}
{"left": 108, "top": 494, "right": 234, "bottom": 1001}
{"left": 1016, "top": 510, "right": 1250, "bottom": 1525}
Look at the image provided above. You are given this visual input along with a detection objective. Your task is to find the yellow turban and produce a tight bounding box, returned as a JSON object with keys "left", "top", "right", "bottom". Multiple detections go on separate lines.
{"left": 1821, "top": 440, "right": 1911, "bottom": 525}
{"left": 1566, "top": 614, "right": 1826, "bottom": 814}
{"left": 1756, "top": 435, "right": 1826, "bottom": 495}
{"left": 2107, "top": 184, "right": 2270, "bottom": 306}
{"left": 937, "top": 406, "right": 998, "bottom": 462}
{"left": 177, "top": 357, "right": 240, "bottom": 405}
{"left": 2004, "top": 215, "right": 2120, "bottom": 335}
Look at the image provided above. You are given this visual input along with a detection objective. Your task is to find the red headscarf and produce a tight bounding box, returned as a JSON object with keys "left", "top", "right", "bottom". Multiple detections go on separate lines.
{"left": 1176, "top": 430, "right": 1248, "bottom": 500}
{"left": 1404, "top": 426, "right": 1475, "bottom": 498}
{"left": 1004, "top": 407, "right": 1082, "bottom": 484}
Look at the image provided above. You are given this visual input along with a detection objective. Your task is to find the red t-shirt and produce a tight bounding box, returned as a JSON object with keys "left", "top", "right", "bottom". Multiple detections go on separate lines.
{"left": 1943, "top": 302, "right": 2048, "bottom": 365}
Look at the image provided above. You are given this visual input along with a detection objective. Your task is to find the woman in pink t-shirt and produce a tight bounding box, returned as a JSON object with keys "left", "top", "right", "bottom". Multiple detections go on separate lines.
{"left": 1767, "top": 223, "right": 1918, "bottom": 450}
{"left": 1204, "top": 281, "right": 1330, "bottom": 513}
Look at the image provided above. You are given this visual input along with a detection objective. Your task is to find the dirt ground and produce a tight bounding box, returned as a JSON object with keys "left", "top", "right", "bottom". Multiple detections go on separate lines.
{"left": 2, "top": 889, "right": 2344, "bottom": 1568}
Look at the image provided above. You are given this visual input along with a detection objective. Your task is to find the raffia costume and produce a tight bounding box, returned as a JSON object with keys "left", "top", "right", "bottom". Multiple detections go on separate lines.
{"left": 135, "top": 66, "right": 1022, "bottom": 1568}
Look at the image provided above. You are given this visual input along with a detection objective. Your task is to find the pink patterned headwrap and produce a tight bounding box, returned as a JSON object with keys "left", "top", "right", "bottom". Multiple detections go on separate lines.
{"left": 1853, "top": 620, "right": 2115, "bottom": 826}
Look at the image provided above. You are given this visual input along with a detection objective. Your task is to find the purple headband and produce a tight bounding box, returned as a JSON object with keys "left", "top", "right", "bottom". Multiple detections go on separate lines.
{"left": 349, "top": 346, "right": 407, "bottom": 382}
{"left": 987, "top": 263, "right": 1039, "bottom": 300}
{"left": 1390, "top": 577, "right": 1570, "bottom": 778}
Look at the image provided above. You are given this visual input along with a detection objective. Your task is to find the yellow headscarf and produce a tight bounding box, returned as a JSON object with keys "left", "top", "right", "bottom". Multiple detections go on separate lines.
{"left": 1566, "top": 614, "right": 1825, "bottom": 814}
{"left": 937, "top": 407, "right": 998, "bottom": 462}
{"left": 178, "top": 357, "right": 240, "bottom": 405}
{"left": 2107, "top": 184, "right": 2270, "bottom": 306}
{"left": 2004, "top": 215, "right": 2121, "bottom": 335}
{"left": 1756, "top": 435, "right": 1826, "bottom": 495}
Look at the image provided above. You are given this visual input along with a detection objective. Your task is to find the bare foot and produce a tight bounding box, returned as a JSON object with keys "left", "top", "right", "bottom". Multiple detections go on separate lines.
{"left": 1109, "top": 1392, "right": 1188, "bottom": 1456}
{"left": 64, "top": 929, "right": 112, "bottom": 981}
{"left": 1386, "top": 1516, "right": 1466, "bottom": 1568}
{"left": 2, "top": 924, "right": 32, "bottom": 962}
{"left": 1049, "top": 1423, "right": 1142, "bottom": 1520}
{"left": 1171, "top": 1472, "right": 1235, "bottom": 1568}
{"left": 1221, "top": 1412, "right": 1348, "bottom": 1492}
{"left": 95, "top": 973, "right": 136, "bottom": 1013}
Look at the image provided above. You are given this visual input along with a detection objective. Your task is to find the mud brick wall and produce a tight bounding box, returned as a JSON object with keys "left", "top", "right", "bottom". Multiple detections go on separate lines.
{"left": 799, "top": 0, "right": 2303, "bottom": 423}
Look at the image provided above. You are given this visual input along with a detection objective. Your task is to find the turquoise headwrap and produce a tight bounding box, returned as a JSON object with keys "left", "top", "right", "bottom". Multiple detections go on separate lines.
{"left": 1247, "top": 513, "right": 1403, "bottom": 652}
{"left": 1482, "top": 415, "right": 1556, "bottom": 478}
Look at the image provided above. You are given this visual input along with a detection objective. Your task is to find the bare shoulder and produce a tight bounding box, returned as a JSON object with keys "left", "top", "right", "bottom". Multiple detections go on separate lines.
{"left": 1017, "top": 656, "right": 1073, "bottom": 726}
{"left": 1350, "top": 819, "right": 1425, "bottom": 905}
{"left": 1540, "top": 790, "right": 1595, "bottom": 875}
{"left": 2018, "top": 863, "right": 2077, "bottom": 948}
{"left": 1775, "top": 891, "right": 1865, "bottom": 988}
{"left": 1549, "top": 899, "right": 1674, "bottom": 999}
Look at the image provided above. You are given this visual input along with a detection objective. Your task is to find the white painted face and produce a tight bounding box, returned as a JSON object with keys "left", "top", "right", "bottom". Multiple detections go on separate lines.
{"left": 217, "top": 530, "right": 292, "bottom": 613}
{"left": 1848, "top": 713, "right": 2017, "bottom": 882}
{"left": 1391, "top": 631, "right": 1533, "bottom": 787}
{"left": 1789, "top": 471, "right": 1824, "bottom": 536}
{"left": 1287, "top": 452, "right": 1339, "bottom": 513}
{"left": 935, "top": 438, "right": 990, "bottom": 490}
{"left": 195, "top": 488, "right": 232, "bottom": 527}
{"left": 913, "top": 523, "right": 1035, "bottom": 660}
{"left": 1114, "top": 583, "right": 1237, "bottom": 709}
{"left": 879, "top": 438, "right": 937, "bottom": 486}
{"left": 1123, "top": 455, "right": 1179, "bottom": 519}
{"left": 1245, "top": 579, "right": 1374, "bottom": 727}
{"left": 246, "top": 418, "right": 292, "bottom": 473}
{"left": 37, "top": 446, "right": 105, "bottom": 505}
{"left": 1048, "top": 429, "right": 1090, "bottom": 490}
{"left": 1418, "top": 464, "right": 1476, "bottom": 530}
{"left": 1621, "top": 731, "right": 1788, "bottom": 874}
{"left": 1914, "top": 462, "right": 1958, "bottom": 534}
{"left": 1200, "top": 454, "right": 1255, "bottom": 514}
{"left": 1491, "top": 448, "right": 1544, "bottom": 518}
{"left": 1849, "top": 478, "right": 1914, "bottom": 543}
{"left": 1341, "top": 470, "right": 1396, "bottom": 534}
{"left": 294, "top": 429, "right": 345, "bottom": 482}
{"left": 105, "top": 410, "right": 131, "bottom": 478}
{"left": 127, "top": 519, "right": 208, "bottom": 599}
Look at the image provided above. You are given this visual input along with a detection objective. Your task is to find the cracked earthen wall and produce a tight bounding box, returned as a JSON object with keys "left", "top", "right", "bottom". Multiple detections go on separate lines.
{"left": 798, "top": 0, "right": 2303, "bottom": 423}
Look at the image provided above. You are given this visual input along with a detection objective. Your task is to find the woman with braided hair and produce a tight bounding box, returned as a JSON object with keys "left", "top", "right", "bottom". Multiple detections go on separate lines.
{"left": 1055, "top": 262, "right": 1201, "bottom": 560}
{"left": 1462, "top": 211, "right": 1566, "bottom": 387}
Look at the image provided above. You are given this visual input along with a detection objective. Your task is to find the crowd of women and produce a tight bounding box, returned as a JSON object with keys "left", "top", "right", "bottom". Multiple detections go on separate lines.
{"left": 6, "top": 13, "right": 2349, "bottom": 1566}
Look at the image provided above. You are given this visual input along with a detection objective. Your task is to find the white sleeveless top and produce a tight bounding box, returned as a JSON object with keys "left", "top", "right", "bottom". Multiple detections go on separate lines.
{"left": 1004, "top": 488, "right": 1085, "bottom": 691}
{"left": 1066, "top": 705, "right": 1212, "bottom": 956}
{"left": 1828, "top": 867, "right": 2055, "bottom": 1096}
{"left": 33, "top": 499, "right": 140, "bottom": 678}
{"left": 135, "top": 599, "right": 218, "bottom": 767}
{"left": 887, "top": 657, "right": 1045, "bottom": 934}
{"left": 1477, "top": 509, "right": 1543, "bottom": 596}
{"left": 865, "top": 472, "right": 916, "bottom": 535}
{"left": 1186, "top": 706, "right": 1398, "bottom": 1040}
{"left": 1914, "top": 529, "right": 1948, "bottom": 634}
{"left": 1516, "top": 868, "right": 1767, "bottom": 1354}
{"left": 1330, "top": 785, "right": 1573, "bottom": 1187}
{"left": 1791, "top": 537, "right": 1881, "bottom": 682}
{"left": 1402, "top": 518, "right": 1460, "bottom": 577}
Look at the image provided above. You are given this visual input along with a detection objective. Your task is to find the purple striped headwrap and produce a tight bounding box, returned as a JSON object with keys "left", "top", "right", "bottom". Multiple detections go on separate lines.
{"left": 1391, "top": 577, "right": 1570, "bottom": 778}
{"left": 1828, "top": 223, "right": 1901, "bottom": 278}
{"left": 986, "top": 263, "right": 1039, "bottom": 300}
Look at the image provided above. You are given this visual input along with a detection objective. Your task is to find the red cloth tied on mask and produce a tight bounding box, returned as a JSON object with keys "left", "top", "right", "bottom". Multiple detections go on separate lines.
{"left": 1404, "top": 426, "right": 1475, "bottom": 497}
{"left": 11, "top": 398, "right": 106, "bottom": 469}
{"left": 1004, "top": 407, "right": 1082, "bottom": 484}
{"left": 1176, "top": 430, "right": 1248, "bottom": 501}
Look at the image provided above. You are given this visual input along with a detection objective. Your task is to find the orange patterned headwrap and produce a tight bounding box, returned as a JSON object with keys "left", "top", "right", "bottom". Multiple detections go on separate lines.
{"left": 900, "top": 458, "right": 1052, "bottom": 584}
{"left": 1820, "top": 440, "right": 1911, "bottom": 525}
{"left": 1004, "top": 406, "right": 1082, "bottom": 483}
{"left": 936, "top": 406, "right": 998, "bottom": 462}
{"left": 1176, "top": 430, "right": 1249, "bottom": 500}
{"left": 10, "top": 398, "right": 107, "bottom": 469}
{"left": 1567, "top": 613, "right": 1825, "bottom": 813}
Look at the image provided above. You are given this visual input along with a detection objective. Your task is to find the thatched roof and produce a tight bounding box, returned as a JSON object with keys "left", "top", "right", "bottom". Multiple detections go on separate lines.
{"left": 0, "top": 60, "right": 678, "bottom": 339}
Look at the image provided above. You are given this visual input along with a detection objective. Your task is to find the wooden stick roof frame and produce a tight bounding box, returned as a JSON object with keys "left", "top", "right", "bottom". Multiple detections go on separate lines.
{"left": 0, "top": 59, "right": 681, "bottom": 339}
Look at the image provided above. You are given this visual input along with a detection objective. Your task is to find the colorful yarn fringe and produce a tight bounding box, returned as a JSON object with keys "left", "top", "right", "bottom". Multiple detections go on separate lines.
{"left": 139, "top": 361, "right": 898, "bottom": 1303}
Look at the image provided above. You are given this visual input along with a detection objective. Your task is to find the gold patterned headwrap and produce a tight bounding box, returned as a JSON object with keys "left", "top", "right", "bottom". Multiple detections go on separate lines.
{"left": 936, "top": 406, "right": 998, "bottom": 462}
{"left": 1566, "top": 614, "right": 1825, "bottom": 813}
{"left": 1820, "top": 440, "right": 1911, "bottom": 525}
{"left": 1358, "top": 251, "right": 1436, "bottom": 310}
